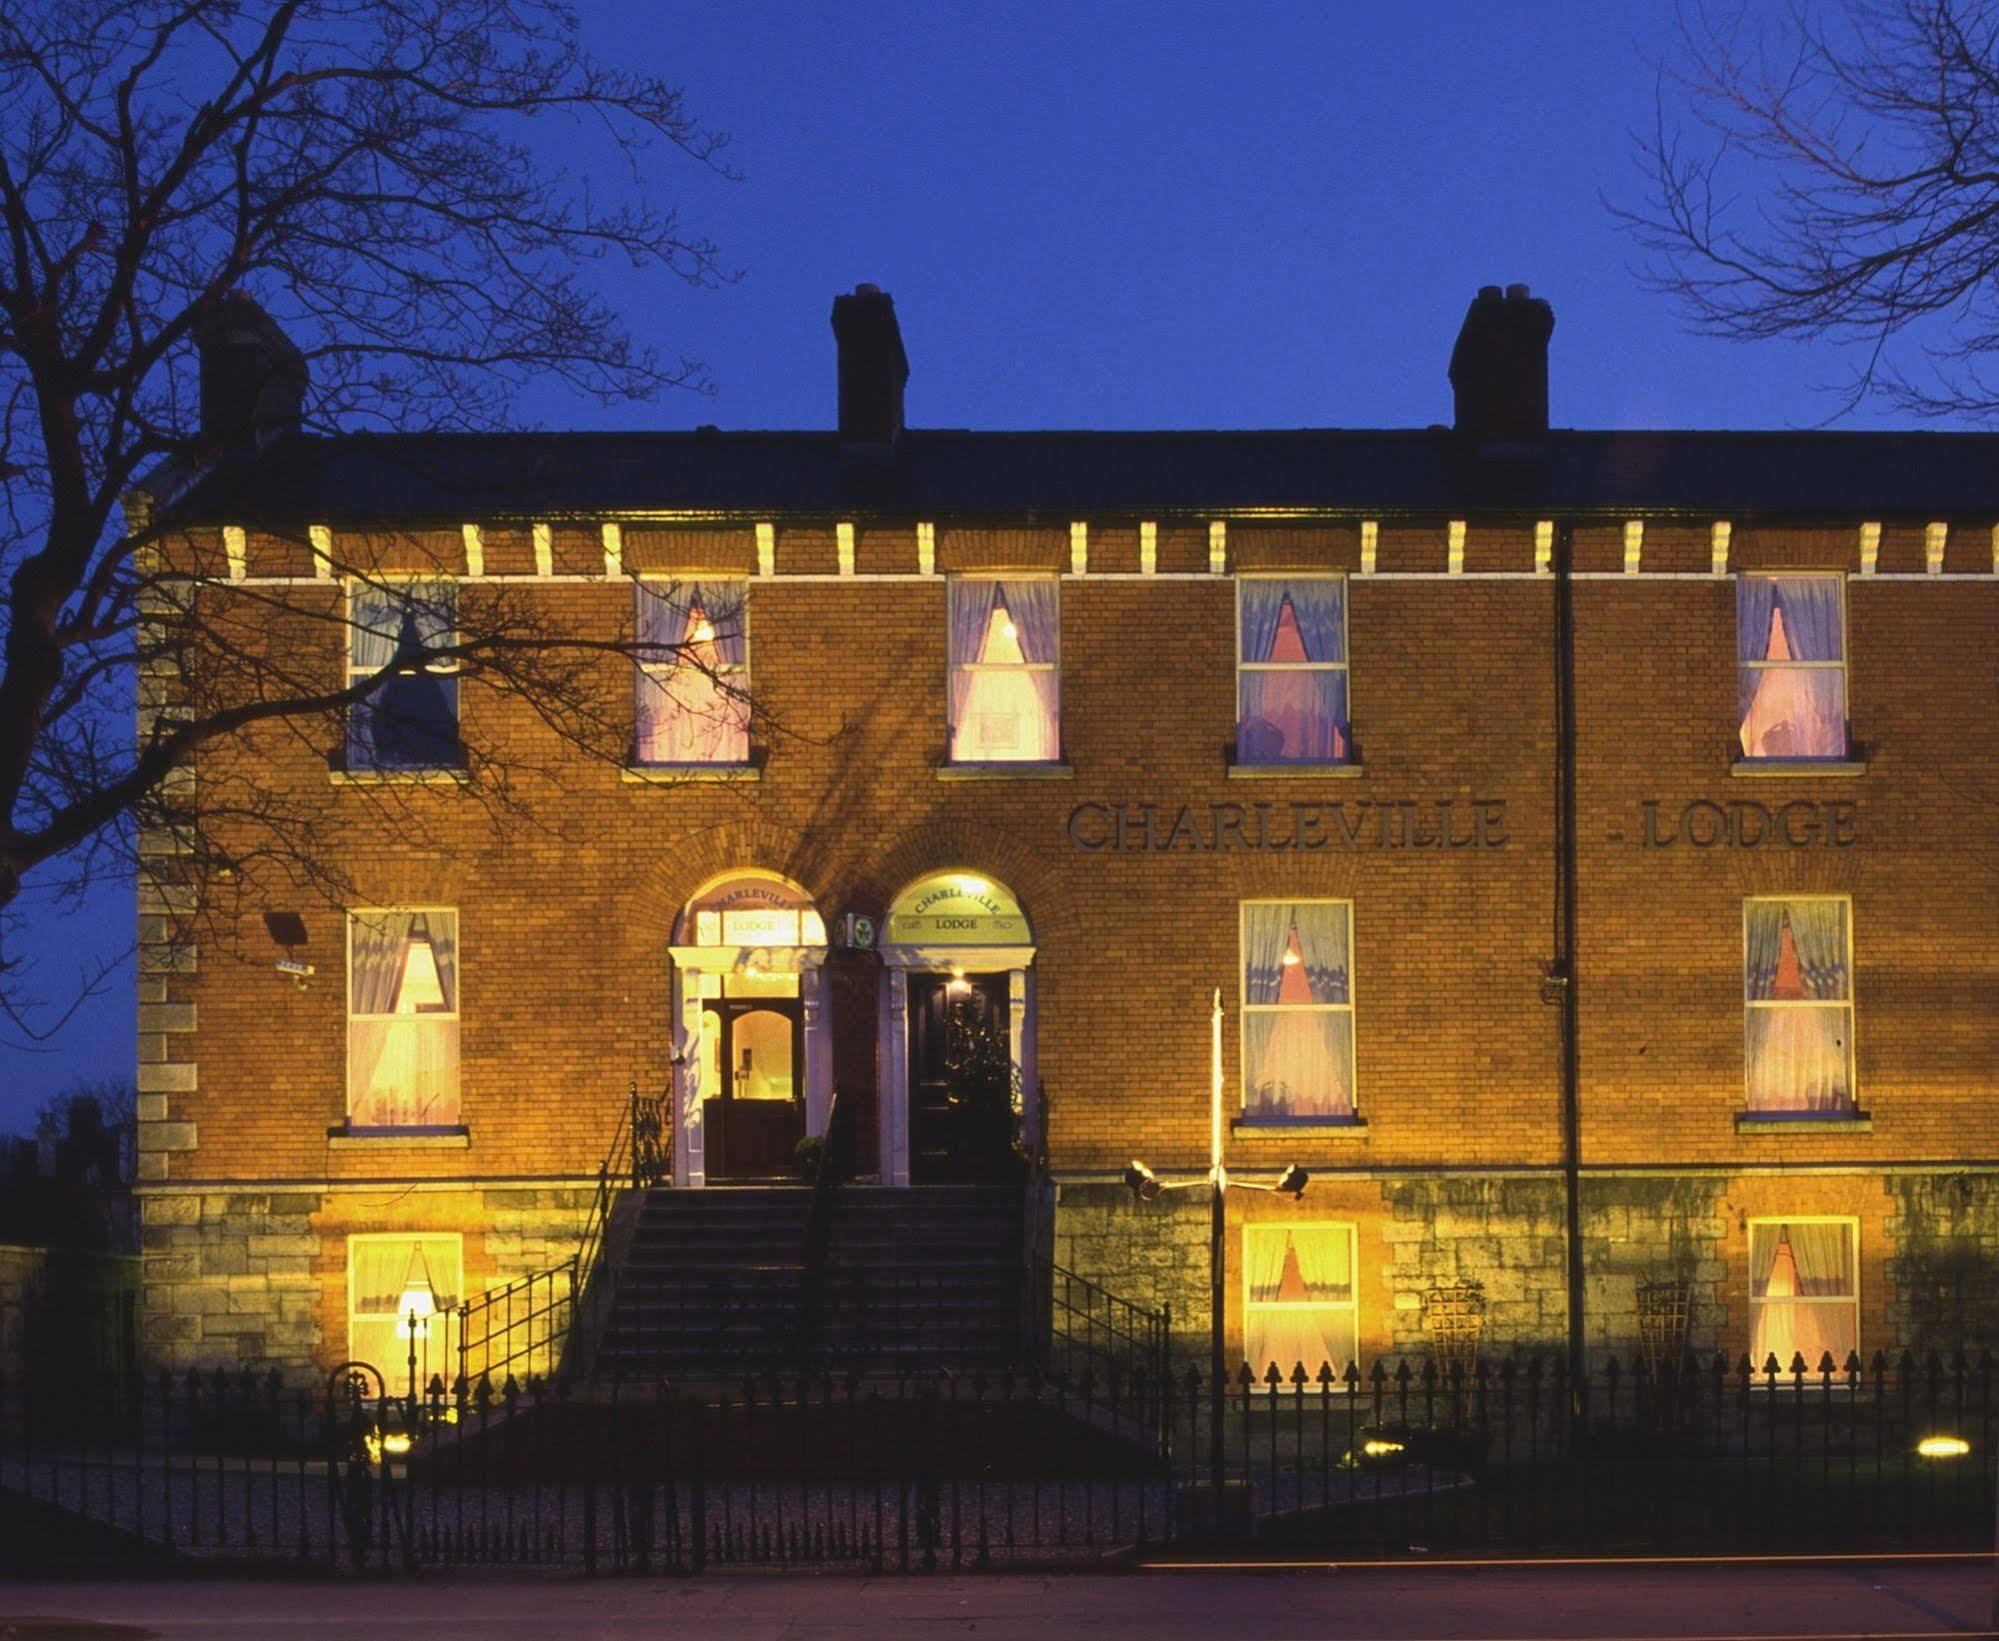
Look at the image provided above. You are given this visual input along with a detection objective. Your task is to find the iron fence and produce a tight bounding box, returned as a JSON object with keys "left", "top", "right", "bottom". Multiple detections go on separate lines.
{"left": 2, "top": 1348, "right": 1994, "bottom": 1574}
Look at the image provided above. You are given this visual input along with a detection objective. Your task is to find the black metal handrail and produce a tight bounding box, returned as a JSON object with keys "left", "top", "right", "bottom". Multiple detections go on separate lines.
{"left": 793, "top": 1087, "right": 845, "bottom": 1369}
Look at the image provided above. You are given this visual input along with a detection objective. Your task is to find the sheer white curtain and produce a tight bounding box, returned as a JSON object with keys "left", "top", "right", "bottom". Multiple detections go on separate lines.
{"left": 1244, "top": 1227, "right": 1355, "bottom": 1380}
{"left": 1745, "top": 901, "right": 1853, "bottom": 1113}
{"left": 1238, "top": 578, "right": 1349, "bottom": 763}
{"left": 1750, "top": 1223, "right": 1857, "bottom": 1373}
{"left": 635, "top": 580, "right": 750, "bottom": 764}
{"left": 1243, "top": 904, "right": 1354, "bottom": 1119}
{"left": 949, "top": 578, "right": 1060, "bottom": 761}
{"left": 348, "top": 911, "right": 461, "bottom": 1128}
{"left": 1738, "top": 576, "right": 1846, "bottom": 758}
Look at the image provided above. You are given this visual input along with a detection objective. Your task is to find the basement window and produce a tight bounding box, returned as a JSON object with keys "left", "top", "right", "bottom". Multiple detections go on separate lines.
{"left": 948, "top": 577, "right": 1061, "bottom": 763}
{"left": 1737, "top": 575, "right": 1847, "bottom": 761}
{"left": 1747, "top": 1218, "right": 1858, "bottom": 1379}
{"left": 348, "top": 1233, "right": 462, "bottom": 1387}
{"left": 347, "top": 909, "right": 461, "bottom": 1130}
{"left": 1236, "top": 576, "right": 1351, "bottom": 765}
{"left": 346, "top": 580, "right": 461, "bottom": 771}
{"left": 635, "top": 579, "right": 750, "bottom": 765}
{"left": 1244, "top": 1223, "right": 1357, "bottom": 1383}
{"left": 1743, "top": 897, "right": 1855, "bottom": 1117}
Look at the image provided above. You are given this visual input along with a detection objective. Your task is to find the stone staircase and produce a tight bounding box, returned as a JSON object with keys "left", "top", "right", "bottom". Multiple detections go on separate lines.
{"left": 592, "top": 1185, "right": 1026, "bottom": 1380}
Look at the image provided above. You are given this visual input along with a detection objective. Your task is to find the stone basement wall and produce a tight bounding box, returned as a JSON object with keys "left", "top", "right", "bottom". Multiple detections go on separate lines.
{"left": 1885, "top": 1174, "right": 1999, "bottom": 1359}
{"left": 1056, "top": 1174, "right": 1738, "bottom": 1372}
{"left": 140, "top": 1185, "right": 593, "bottom": 1379}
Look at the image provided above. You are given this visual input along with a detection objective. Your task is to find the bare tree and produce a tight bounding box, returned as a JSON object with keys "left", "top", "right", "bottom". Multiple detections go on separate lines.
{"left": 1621, "top": 0, "right": 1999, "bottom": 419}
{"left": 0, "top": 1, "right": 754, "bottom": 1030}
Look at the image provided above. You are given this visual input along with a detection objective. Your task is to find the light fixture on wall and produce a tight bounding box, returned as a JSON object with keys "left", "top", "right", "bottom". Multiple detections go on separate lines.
{"left": 264, "top": 910, "right": 314, "bottom": 989}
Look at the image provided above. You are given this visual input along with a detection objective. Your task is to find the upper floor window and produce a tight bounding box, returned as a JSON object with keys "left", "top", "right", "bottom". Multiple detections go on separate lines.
{"left": 1744, "top": 897, "right": 1854, "bottom": 1116}
{"left": 1244, "top": 1222, "right": 1357, "bottom": 1381}
{"left": 1241, "top": 900, "right": 1356, "bottom": 1122}
{"left": 346, "top": 580, "right": 459, "bottom": 771}
{"left": 948, "top": 578, "right": 1060, "bottom": 763}
{"left": 636, "top": 580, "right": 749, "bottom": 765}
{"left": 1748, "top": 1218, "right": 1857, "bottom": 1377}
{"left": 1738, "top": 575, "right": 1847, "bottom": 760}
{"left": 348, "top": 908, "right": 460, "bottom": 1130}
{"left": 1237, "top": 576, "right": 1350, "bottom": 764}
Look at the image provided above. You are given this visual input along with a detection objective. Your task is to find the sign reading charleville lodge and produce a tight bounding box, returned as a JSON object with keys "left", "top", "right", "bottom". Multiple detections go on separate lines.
{"left": 1064, "top": 797, "right": 1859, "bottom": 852}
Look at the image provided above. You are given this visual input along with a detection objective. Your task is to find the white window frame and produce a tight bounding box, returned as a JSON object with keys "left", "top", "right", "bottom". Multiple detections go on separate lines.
{"left": 1238, "top": 898, "right": 1359, "bottom": 1122}
{"left": 346, "top": 1231, "right": 463, "bottom": 1374}
{"left": 634, "top": 575, "right": 751, "bottom": 767}
{"left": 1745, "top": 1215, "right": 1860, "bottom": 1384}
{"left": 947, "top": 575, "right": 1062, "bottom": 764}
{"left": 1736, "top": 572, "right": 1848, "bottom": 759}
{"left": 343, "top": 574, "right": 461, "bottom": 769}
{"left": 1234, "top": 573, "right": 1352, "bottom": 763}
{"left": 345, "top": 905, "right": 463, "bottom": 1130}
{"left": 1742, "top": 894, "right": 1857, "bottom": 1115}
{"left": 1243, "top": 1221, "right": 1360, "bottom": 1388}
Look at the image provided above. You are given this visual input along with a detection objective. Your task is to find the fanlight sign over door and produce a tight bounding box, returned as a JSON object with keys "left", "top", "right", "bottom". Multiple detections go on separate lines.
{"left": 679, "top": 876, "right": 827, "bottom": 949}
{"left": 884, "top": 874, "right": 1030, "bottom": 947}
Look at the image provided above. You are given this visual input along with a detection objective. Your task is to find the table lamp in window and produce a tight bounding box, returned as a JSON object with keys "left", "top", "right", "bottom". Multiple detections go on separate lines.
{"left": 396, "top": 1243, "right": 439, "bottom": 1340}
{"left": 376, "top": 605, "right": 455, "bottom": 766}
{"left": 1741, "top": 595, "right": 1838, "bottom": 759}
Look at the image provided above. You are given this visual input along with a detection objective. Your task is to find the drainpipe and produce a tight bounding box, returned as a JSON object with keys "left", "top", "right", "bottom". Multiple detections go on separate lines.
{"left": 1551, "top": 520, "right": 1586, "bottom": 1414}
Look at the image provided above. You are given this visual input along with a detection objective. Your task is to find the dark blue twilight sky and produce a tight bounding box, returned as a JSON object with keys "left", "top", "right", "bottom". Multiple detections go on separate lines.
{"left": 0, "top": 1, "right": 1955, "bottom": 1127}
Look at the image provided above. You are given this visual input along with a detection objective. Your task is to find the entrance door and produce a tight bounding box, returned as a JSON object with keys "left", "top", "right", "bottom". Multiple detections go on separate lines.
{"left": 907, "top": 973, "right": 1009, "bottom": 1184}
{"left": 701, "top": 997, "right": 805, "bottom": 1179}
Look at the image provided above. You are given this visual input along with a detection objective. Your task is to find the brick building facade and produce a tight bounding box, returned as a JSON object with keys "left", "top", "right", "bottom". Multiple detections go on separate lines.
{"left": 133, "top": 285, "right": 1999, "bottom": 1383}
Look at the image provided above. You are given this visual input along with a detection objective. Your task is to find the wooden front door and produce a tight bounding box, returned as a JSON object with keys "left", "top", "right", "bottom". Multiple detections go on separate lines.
{"left": 701, "top": 997, "right": 806, "bottom": 1179}
{"left": 906, "top": 972, "right": 1009, "bottom": 1184}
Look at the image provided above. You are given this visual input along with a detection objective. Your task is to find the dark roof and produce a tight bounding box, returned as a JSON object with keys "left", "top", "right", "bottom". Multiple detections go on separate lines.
{"left": 172, "top": 426, "right": 1999, "bottom": 523}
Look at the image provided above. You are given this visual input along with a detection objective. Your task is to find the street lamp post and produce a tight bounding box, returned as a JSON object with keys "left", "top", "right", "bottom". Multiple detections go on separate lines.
{"left": 1126, "top": 987, "right": 1308, "bottom": 1525}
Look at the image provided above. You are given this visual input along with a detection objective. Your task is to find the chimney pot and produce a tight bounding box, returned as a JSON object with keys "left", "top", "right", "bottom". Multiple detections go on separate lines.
{"left": 830, "top": 284, "right": 908, "bottom": 446}
{"left": 1449, "top": 282, "right": 1555, "bottom": 446}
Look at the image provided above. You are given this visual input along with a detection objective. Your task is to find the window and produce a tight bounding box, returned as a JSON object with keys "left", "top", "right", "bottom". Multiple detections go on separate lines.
{"left": 1748, "top": 1219, "right": 1858, "bottom": 1376}
{"left": 346, "top": 580, "right": 460, "bottom": 770}
{"left": 635, "top": 579, "right": 749, "bottom": 765}
{"left": 347, "top": 909, "right": 460, "bottom": 1130}
{"left": 347, "top": 1234, "right": 461, "bottom": 1381}
{"left": 1744, "top": 897, "right": 1854, "bottom": 1115}
{"left": 1244, "top": 1223, "right": 1357, "bottom": 1379}
{"left": 1241, "top": 901, "right": 1356, "bottom": 1121}
{"left": 1237, "top": 576, "right": 1350, "bottom": 764}
{"left": 948, "top": 578, "right": 1060, "bottom": 762}
{"left": 1738, "top": 575, "right": 1847, "bottom": 760}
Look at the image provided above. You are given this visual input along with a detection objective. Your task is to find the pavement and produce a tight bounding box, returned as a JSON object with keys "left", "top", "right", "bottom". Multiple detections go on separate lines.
{"left": 1, "top": 1558, "right": 1996, "bottom": 1639}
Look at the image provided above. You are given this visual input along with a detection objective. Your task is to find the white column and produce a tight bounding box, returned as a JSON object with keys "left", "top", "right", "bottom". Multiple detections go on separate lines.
{"left": 1009, "top": 967, "right": 1035, "bottom": 1148}
{"left": 883, "top": 968, "right": 910, "bottom": 1186}
{"left": 673, "top": 971, "right": 707, "bottom": 1187}
{"left": 802, "top": 965, "right": 833, "bottom": 1138}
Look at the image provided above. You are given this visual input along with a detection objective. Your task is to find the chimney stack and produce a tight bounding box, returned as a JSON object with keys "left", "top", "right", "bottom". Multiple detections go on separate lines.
{"left": 195, "top": 293, "right": 307, "bottom": 453}
{"left": 1449, "top": 283, "right": 1555, "bottom": 447}
{"left": 831, "top": 284, "right": 908, "bottom": 445}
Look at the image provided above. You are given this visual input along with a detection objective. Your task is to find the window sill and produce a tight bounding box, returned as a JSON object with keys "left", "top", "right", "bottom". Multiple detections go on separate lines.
{"left": 1729, "top": 759, "right": 1867, "bottom": 779}
{"left": 1232, "top": 1116, "right": 1369, "bottom": 1137}
{"left": 328, "top": 1125, "right": 471, "bottom": 1149}
{"left": 328, "top": 767, "right": 470, "bottom": 786}
{"left": 935, "top": 761, "right": 1075, "bottom": 781}
{"left": 1227, "top": 759, "right": 1365, "bottom": 779}
{"left": 1735, "top": 1112, "right": 1872, "bottom": 1135}
{"left": 622, "top": 762, "right": 761, "bottom": 784}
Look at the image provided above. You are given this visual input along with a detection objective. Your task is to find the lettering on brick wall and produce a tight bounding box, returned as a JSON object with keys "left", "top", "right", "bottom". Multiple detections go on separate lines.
{"left": 1066, "top": 799, "right": 1509, "bottom": 853}
{"left": 1640, "top": 800, "right": 1857, "bottom": 849}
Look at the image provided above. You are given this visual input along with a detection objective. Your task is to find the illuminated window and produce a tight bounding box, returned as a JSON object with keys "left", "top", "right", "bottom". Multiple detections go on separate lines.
{"left": 1744, "top": 897, "right": 1854, "bottom": 1115}
{"left": 1244, "top": 1223, "right": 1357, "bottom": 1380}
{"left": 948, "top": 578, "right": 1060, "bottom": 762}
{"left": 1738, "top": 575, "right": 1847, "bottom": 760}
{"left": 1240, "top": 901, "right": 1356, "bottom": 1122}
{"left": 347, "top": 909, "right": 460, "bottom": 1130}
{"left": 1748, "top": 1219, "right": 1858, "bottom": 1377}
{"left": 346, "top": 579, "right": 460, "bottom": 770}
{"left": 347, "top": 1233, "right": 462, "bottom": 1381}
{"left": 1237, "top": 576, "right": 1350, "bottom": 764}
{"left": 636, "top": 580, "right": 750, "bottom": 765}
